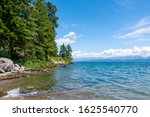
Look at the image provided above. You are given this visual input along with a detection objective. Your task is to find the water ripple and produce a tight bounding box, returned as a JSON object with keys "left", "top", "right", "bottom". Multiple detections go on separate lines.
{"left": 53, "top": 62, "right": 150, "bottom": 99}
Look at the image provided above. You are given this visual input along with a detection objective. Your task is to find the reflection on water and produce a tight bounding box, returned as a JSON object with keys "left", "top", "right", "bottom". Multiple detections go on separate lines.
{"left": 0, "top": 71, "right": 56, "bottom": 98}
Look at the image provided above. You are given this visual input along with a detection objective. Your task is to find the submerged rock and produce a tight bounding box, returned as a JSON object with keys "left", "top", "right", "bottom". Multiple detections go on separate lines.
{"left": 19, "top": 66, "right": 25, "bottom": 73}
{"left": 0, "top": 92, "right": 7, "bottom": 97}
{"left": 4, "top": 88, "right": 20, "bottom": 97}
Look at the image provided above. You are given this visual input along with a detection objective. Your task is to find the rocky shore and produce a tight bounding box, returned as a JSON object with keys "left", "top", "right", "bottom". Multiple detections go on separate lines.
{"left": 0, "top": 87, "right": 95, "bottom": 100}
{"left": 0, "top": 58, "right": 30, "bottom": 80}
{"left": 0, "top": 57, "right": 68, "bottom": 80}
{"left": 0, "top": 58, "right": 26, "bottom": 73}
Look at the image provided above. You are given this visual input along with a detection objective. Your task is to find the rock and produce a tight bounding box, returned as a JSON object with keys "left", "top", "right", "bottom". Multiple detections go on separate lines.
{"left": 27, "top": 86, "right": 34, "bottom": 89}
{"left": 11, "top": 67, "right": 19, "bottom": 72}
{"left": 0, "top": 58, "right": 26, "bottom": 73}
{"left": 0, "top": 92, "right": 7, "bottom": 97}
{"left": 5, "top": 88, "right": 20, "bottom": 97}
{"left": 0, "top": 58, "right": 14, "bottom": 72}
{"left": 19, "top": 66, "right": 25, "bottom": 72}
{"left": 0, "top": 63, "right": 4, "bottom": 68}
{"left": 0, "top": 68, "right": 5, "bottom": 73}
{"left": 62, "top": 65, "right": 67, "bottom": 67}
{"left": 14, "top": 64, "right": 20, "bottom": 68}
{"left": 51, "top": 59, "right": 66, "bottom": 65}
{"left": 42, "top": 69, "right": 48, "bottom": 72}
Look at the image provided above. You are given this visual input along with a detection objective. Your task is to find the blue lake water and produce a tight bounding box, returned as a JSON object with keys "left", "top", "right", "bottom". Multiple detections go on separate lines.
{"left": 1, "top": 62, "right": 150, "bottom": 100}
{"left": 52, "top": 62, "right": 150, "bottom": 99}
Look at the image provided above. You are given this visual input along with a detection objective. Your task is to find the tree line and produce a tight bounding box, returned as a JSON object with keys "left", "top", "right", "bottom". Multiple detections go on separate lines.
{"left": 0, "top": 0, "right": 72, "bottom": 64}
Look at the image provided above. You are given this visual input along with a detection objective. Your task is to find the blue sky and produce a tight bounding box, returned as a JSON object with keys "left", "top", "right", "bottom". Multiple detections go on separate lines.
{"left": 49, "top": 0, "right": 150, "bottom": 58}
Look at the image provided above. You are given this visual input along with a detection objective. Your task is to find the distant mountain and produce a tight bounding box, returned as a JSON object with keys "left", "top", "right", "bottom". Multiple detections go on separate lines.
{"left": 73, "top": 56, "right": 150, "bottom": 62}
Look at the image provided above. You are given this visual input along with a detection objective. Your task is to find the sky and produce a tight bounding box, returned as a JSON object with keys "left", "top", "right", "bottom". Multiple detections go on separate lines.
{"left": 49, "top": 0, "right": 150, "bottom": 58}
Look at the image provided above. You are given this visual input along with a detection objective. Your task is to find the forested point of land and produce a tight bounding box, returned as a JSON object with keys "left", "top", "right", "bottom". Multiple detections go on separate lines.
{"left": 0, "top": 0, "right": 72, "bottom": 68}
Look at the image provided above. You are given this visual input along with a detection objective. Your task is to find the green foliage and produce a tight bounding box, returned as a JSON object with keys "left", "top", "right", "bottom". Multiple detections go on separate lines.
{"left": 0, "top": 50, "right": 9, "bottom": 58}
{"left": 59, "top": 44, "right": 73, "bottom": 63}
{"left": 0, "top": 0, "right": 59, "bottom": 67}
{"left": 16, "top": 58, "right": 55, "bottom": 69}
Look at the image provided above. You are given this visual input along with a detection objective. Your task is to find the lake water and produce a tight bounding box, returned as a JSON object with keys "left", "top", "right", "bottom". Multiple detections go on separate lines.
{"left": 1, "top": 62, "right": 150, "bottom": 99}
{"left": 52, "top": 62, "right": 150, "bottom": 99}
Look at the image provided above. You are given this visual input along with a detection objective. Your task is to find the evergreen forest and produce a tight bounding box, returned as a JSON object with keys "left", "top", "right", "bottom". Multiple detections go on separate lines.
{"left": 0, "top": 0, "right": 72, "bottom": 68}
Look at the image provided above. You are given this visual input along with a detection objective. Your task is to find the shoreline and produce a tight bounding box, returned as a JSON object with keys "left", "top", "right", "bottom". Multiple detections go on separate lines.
{"left": 0, "top": 64, "right": 68, "bottom": 99}
{"left": 0, "top": 87, "right": 95, "bottom": 100}
{"left": 0, "top": 61, "right": 69, "bottom": 81}
{"left": 0, "top": 58, "right": 72, "bottom": 99}
{"left": 0, "top": 72, "right": 28, "bottom": 80}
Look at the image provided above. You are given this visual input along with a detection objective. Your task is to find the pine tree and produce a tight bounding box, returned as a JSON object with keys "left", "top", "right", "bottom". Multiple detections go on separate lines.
{"left": 59, "top": 44, "right": 73, "bottom": 63}
{"left": 0, "top": 1, "right": 6, "bottom": 53}
{"left": 46, "top": 1, "right": 58, "bottom": 28}
{"left": 17, "top": 0, "right": 38, "bottom": 59}
{"left": 59, "top": 44, "right": 66, "bottom": 59}
{"left": 0, "top": 0, "right": 22, "bottom": 58}
{"left": 0, "top": 0, "right": 59, "bottom": 65}
{"left": 34, "top": 0, "right": 58, "bottom": 60}
{"left": 46, "top": 1, "right": 58, "bottom": 58}
{"left": 66, "top": 44, "right": 73, "bottom": 62}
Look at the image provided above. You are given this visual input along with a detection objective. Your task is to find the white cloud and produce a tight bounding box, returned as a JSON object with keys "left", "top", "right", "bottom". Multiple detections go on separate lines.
{"left": 134, "top": 38, "right": 150, "bottom": 42}
{"left": 133, "top": 16, "right": 150, "bottom": 29}
{"left": 56, "top": 32, "right": 77, "bottom": 45}
{"left": 118, "top": 26, "right": 150, "bottom": 39}
{"left": 115, "top": 16, "right": 150, "bottom": 40}
{"left": 73, "top": 46, "right": 150, "bottom": 58}
{"left": 63, "top": 32, "right": 77, "bottom": 39}
{"left": 61, "top": 23, "right": 80, "bottom": 28}
{"left": 56, "top": 38, "right": 76, "bottom": 46}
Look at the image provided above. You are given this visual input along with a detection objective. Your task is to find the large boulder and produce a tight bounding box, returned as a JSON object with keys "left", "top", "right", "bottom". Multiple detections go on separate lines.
{"left": 0, "top": 58, "right": 26, "bottom": 73}
{"left": 0, "top": 58, "right": 14, "bottom": 72}
{"left": 0, "top": 68, "right": 5, "bottom": 73}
